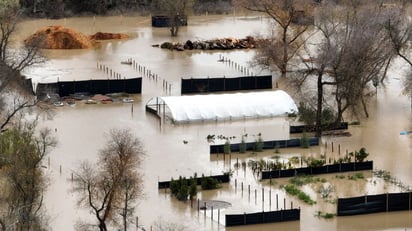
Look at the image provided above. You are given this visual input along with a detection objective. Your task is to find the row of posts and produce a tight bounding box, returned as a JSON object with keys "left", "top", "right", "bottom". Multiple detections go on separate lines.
{"left": 219, "top": 54, "right": 253, "bottom": 76}
{"left": 96, "top": 62, "right": 125, "bottom": 80}
{"left": 97, "top": 59, "right": 172, "bottom": 95}
{"left": 128, "top": 58, "right": 172, "bottom": 95}
{"left": 214, "top": 140, "right": 349, "bottom": 170}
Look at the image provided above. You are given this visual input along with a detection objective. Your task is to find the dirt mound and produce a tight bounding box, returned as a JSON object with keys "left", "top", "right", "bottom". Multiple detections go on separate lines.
{"left": 89, "top": 32, "right": 129, "bottom": 40}
{"left": 24, "top": 25, "right": 93, "bottom": 49}
{"left": 24, "top": 26, "right": 130, "bottom": 49}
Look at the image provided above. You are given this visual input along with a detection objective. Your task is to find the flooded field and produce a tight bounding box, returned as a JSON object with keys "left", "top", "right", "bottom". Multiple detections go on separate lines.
{"left": 14, "top": 13, "right": 412, "bottom": 231}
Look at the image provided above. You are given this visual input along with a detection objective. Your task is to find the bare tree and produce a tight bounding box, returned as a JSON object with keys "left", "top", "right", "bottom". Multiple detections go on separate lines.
{"left": 0, "top": 0, "right": 45, "bottom": 131}
{"left": 383, "top": 2, "right": 412, "bottom": 100}
{"left": 151, "top": 0, "right": 188, "bottom": 36}
{"left": 0, "top": 120, "right": 57, "bottom": 230}
{"left": 73, "top": 128, "right": 144, "bottom": 231}
{"left": 295, "top": 1, "right": 394, "bottom": 135}
{"left": 235, "top": 0, "right": 314, "bottom": 78}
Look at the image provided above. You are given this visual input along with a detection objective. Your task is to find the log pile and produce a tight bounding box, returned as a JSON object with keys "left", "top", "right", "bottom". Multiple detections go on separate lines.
{"left": 159, "top": 36, "right": 261, "bottom": 51}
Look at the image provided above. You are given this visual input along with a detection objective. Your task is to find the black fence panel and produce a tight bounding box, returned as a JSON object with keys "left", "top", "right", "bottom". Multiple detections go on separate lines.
{"left": 366, "top": 194, "right": 387, "bottom": 214}
{"left": 47, "top": 78, "right": 142, "bottom": 97}
{"left": 152, "top": 15, "right": 188, "bottom": 27}
{"left": 181, "top": 75, "right": 272, "bottom": 94}
{"left": 256, "top": 75, "right": 273, "bottom": 89}
{"left": 338, "top": 192, "right": 412, "bottom": 216}
{"left": 261, "top": 170, "right": 280, "bottom": 179}
{"left": 210, "top": 137, "right": 320, "bottom": 154}
{"left": 158, "top": 174, "right": 230, "bottom": 189}
{"left": 239, "top": 77, "right": 255, "bottom": 90}
{"left": 208, "top": 78, "right": 225, "bottom": 92}
{"left": 312, "top": 166, "right": 328, "bottom": 174}
{"left": 388, "top": 193, "right": 410, "bottom": 211}
{"left": 263, "top": 211, "right": 282, "bottom": 223}
{"left": 225, "top": 209, "right": 300, "bottom": 227}
{"left": 282, "top": 209, "right": 300, "bottom": 221}
{"left": 327, "top": 164, "right": 340, "bottom": 173}
{"left": 337, "top": 196, "right": 366, "bottom": 216}
{"left": 340, "top": 162, "right": 355, "bottom": 172}
{"left": 225, "top": 214, "right": 245, "bottom": 227}
{"left": 261, "top": 161, "right": 373, "bottom": 180}
{"left": 245, "top": 213, "right": 263, "bottom": 225}
{"left": 224, "top": 78, "right": 241, "bottom": 91}
{"left": 354, "top": 161, "right": 373, "bottom": 171}
{"left": 295, "top": 167, "right": 311, "bottom": 175}
{"left": 290, "top": 122, "right": 349, "bottom": 134}
{"left": 280, "top": 169, "right": 296, "bottom": 178}
{"left": 58, "top": 81, "right": 75, "bottom": 96}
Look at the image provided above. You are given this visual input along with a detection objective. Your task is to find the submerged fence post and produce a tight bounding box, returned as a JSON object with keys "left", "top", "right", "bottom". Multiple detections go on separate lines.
{"left": 218, "top": 209, "right": 220, "bottom": 225}
{"left": 198, "top": 198, "right": 200, "bottom": 215}
{"left": 269, "top": 189, "right": 271, "bottom": 210}
{"left": 248, "top": 185, "right": 250, "bottom": 201}
{"left": 276, "top": 194, "right": 279, "bottom": 210}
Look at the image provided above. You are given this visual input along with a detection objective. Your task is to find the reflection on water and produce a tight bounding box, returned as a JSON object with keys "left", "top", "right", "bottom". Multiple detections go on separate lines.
{"left": 14, "top": 14, "right": 412, "bottom": 231}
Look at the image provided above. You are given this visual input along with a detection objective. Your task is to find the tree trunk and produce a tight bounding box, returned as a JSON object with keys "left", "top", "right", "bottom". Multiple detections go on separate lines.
{"left": 281, "top": 26, "right": 288, "bottom": 78}
{"left": 315, "top": 73, "right": 324, "bottom": 137}
{"left": 361, "top": 96, "right": 369, "bottom": 118}
{"left": 99, "top": 221, "right": 107, "bottom": 231}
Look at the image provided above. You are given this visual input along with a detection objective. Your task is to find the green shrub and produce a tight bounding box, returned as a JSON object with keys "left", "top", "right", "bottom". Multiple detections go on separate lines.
{"left": 170, "top": 176, "right": 189, "bottom": 201}
{"left": 201, "top": 174, "right": 220, "bottom": 190}
{"left": 254, "top": 133, "right": 264, "bottom": 152}
{"left": 223, "top": 139, "right": 231, "bottom": 154}
{"left": 300, "top": 131, "right": 310, "bottom": 148}
{"left": 239, "top": 135, "right": 247, "bottom": 153}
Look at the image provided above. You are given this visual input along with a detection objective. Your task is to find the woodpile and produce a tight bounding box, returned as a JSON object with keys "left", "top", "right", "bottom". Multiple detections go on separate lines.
{"left": 159, "top": 36, "right": 261, "bottom": 51}
{"left": 24, "top": 25, "right": 129, "bottom": 49}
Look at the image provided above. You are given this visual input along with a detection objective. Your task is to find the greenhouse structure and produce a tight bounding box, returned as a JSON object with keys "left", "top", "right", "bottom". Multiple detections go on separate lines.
{"left": 145, "top": 90, "right": 298, "bottom": 123}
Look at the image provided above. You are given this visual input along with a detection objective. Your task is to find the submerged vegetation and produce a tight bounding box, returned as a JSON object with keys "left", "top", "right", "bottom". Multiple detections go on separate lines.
{"left": 283, "top": 184, "right": 316, "bottom": 205}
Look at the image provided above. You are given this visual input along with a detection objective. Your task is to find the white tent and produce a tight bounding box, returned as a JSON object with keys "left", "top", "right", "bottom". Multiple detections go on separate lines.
{"left": 146, "top": 90, "right": 298, "bottom": 123}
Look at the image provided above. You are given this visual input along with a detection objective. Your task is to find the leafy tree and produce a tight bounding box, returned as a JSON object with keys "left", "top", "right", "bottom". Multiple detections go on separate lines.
{"left": 73, "top": 129, "right": 144, "bottom": 231}
{"left": 349, "top": 147, "right": 369, "bottom": 163}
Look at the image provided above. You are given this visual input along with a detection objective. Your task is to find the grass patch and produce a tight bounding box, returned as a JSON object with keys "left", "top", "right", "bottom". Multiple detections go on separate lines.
{"left": 347, "top": 172, "right": 365, "bottom": 180}
{"left": 283, "top": 184, "right": 316, "bottom": 205}
{"left": 315, "top": 211, "right": 336, "bottom": 219}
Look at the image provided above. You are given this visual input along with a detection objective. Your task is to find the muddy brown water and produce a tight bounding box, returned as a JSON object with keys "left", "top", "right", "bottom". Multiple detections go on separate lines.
{"left": 13, "top": 14, "right": 412, "bottom": 230}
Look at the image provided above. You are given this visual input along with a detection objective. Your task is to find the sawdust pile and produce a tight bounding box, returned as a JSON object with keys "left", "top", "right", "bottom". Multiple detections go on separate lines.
{"left": 89, "top": 32, "right": 129, "bottom": 40}
{"left": 24, "top": 25, "right": 129, "bottom": 49}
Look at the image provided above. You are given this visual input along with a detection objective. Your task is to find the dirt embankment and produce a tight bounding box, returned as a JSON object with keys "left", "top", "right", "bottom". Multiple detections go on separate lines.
{"left": 24, "top": 25, "right": 129, "bottom": 49}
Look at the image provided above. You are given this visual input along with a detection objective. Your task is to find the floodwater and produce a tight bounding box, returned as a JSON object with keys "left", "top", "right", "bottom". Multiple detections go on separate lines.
{"left": 13, "top": 13, "right": 412, "bottom": 231}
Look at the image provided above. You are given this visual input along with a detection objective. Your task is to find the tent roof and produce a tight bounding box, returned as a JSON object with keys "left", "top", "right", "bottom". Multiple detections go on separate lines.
{"left": 158, "top": 90, "right": 298, "bottom": 123}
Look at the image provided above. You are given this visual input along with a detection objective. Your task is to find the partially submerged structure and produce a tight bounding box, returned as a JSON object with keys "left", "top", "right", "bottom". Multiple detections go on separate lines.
{"left": 146, "top": 90, "right": 298, "bottom": 123}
